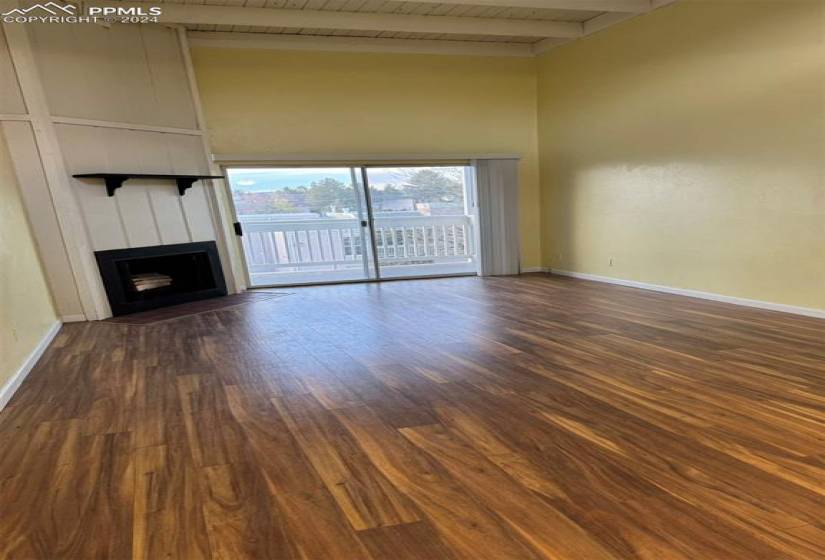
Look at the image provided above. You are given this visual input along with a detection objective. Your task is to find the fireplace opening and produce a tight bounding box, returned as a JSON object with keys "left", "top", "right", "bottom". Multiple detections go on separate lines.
{"left": 120, "top": 251, "right": 216, "bottom": 301}
{"left": 95, "top": 241, "right": 228, "bottom": 316}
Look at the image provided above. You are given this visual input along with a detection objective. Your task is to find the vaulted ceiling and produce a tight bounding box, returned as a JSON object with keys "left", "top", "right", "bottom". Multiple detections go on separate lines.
{"left": 109, "top": 0, "right": 679, "bottom": 56}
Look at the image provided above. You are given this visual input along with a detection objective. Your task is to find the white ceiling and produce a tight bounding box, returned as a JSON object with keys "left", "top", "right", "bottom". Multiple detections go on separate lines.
{"left": 117, "top": 0, "right": 680, "bottom": 56}
{"left": 183, "top": 0, "right": 596, "bottom": 45}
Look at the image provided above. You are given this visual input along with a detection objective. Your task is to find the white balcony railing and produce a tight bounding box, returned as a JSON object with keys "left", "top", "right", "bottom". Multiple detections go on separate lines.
{"left": 239, "top": 215, "right": 476, "bottom": 277}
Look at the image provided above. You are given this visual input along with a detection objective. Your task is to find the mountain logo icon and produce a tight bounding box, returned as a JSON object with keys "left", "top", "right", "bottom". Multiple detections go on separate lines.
{"left": 2, "top": 2, "right": 76, "bottom": 16}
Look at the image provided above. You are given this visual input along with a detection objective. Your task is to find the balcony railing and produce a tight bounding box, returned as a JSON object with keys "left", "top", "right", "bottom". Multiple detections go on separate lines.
{"left": 239, "top": 215, "right": 476, "bottom": 277}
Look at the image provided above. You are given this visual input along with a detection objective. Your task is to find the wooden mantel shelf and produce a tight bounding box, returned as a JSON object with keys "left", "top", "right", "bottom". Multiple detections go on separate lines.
{"left": 73, "top": 173, "right": 225, "bottom": 197}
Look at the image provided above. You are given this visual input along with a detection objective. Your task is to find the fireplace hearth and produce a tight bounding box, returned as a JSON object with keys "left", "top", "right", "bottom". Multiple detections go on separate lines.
{"left": 95, "top": 241, "right": 227, "bottom": 316}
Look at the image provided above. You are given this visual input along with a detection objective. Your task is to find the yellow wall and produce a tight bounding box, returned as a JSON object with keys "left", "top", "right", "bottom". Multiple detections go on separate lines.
{"left": 192, "top": 48, "right": 542, "bottom": 269}
{"left": 537, "top": 0, "right": 825, "bottom": 309}
{"left": 0, "top": 129, "right": 57, "bottom": 391}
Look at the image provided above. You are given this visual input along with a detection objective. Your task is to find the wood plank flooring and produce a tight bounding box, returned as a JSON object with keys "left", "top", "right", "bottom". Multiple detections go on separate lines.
{"left": 1, "top": 273, "right": 824, "bottom": 559}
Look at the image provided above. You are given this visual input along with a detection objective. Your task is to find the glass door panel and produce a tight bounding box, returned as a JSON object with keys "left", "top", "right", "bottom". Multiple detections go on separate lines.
{"left": 226, "top": 167, "right": 376, "bottom": 287}
{"left": 365, "top": 166, "right": 478, "bottom": 279}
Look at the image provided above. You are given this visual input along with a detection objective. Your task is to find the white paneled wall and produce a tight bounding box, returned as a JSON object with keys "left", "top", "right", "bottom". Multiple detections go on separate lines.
{"left": 27, "top": 23, "right": 198, "bottom": 128}
{"left": 56, "top": 125, "right": 216, "bottom": 251}
{"left": 0, "top": 29, "right": 25, "bottom": 115}
{"left": 2, "top": 121, "right": 85, "bottom": 318}
{"left": 1, "top": 22, "right": 230, "bottom": 320}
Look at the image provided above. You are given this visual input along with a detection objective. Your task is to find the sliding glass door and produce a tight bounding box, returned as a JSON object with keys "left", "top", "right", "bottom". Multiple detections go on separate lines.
{"left": 226, "top": 167, "right": 376, "bottom": 287}
{"left": 366, "top": 166, "right": 477, "bottom": 279}
{"left": 226, "top": 164, "right": 477, "bottom": 287}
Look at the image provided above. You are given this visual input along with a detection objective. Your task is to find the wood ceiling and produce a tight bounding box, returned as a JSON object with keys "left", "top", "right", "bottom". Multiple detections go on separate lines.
{"left": 109, "top": 0, "right": 680, "bottom": 56}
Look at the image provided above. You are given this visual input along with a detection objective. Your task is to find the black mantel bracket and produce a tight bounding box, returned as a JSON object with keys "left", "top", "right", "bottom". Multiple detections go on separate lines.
{"left": 72, "top": 173, "right": 225, "bottom": 197}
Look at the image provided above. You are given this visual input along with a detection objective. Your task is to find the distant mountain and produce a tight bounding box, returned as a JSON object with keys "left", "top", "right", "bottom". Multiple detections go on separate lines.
{"left": 227, "top": 168, "right": 413, "bottom": 192}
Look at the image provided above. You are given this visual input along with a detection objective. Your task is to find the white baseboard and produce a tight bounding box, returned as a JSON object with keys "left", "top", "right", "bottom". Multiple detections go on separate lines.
{"left": 551, "top": 269, "right": 825, "bottom": 320}
{"left": 61, "top": 314, "right": 86, "bottom": 323}
{"left": 521, "top": 267, "right": 551, "bottom": 273}
{"left": 0, "top": 320, "right": 62, "bottom": 411}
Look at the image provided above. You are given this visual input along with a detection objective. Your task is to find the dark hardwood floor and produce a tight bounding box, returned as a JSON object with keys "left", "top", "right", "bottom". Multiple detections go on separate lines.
{"left": 1, "top": 273, "right": 824, "bottom": 559}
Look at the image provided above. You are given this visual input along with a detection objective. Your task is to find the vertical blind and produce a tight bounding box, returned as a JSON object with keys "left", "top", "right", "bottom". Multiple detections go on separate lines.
{"left": 474, "top": 158, "right": 520, "bottom": 276}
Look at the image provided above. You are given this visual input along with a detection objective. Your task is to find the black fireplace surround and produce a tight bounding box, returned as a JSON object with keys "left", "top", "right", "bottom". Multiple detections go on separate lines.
{"left": 95, "top": 241, "right": 227, "bottom": 316}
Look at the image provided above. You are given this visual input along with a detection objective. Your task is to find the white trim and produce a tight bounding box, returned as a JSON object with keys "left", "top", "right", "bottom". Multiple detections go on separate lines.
{"left": 520, "top": 266, "right": 550, "bottom": 273}
{"left": 50, "top": 116, "right": 204, "bottom": 136}
{"left": 179, "top": 1, "right": 682, "bottom": 59}
{"left": 216, "top": 162, "right": 252, "bottom": 291}
{"left": 96, "top": 2, "right": 583, "bottom": 39}
{"left": 177, "top": 27, "right": 245, "bottom": 294}
{"left": 0, "top": 113, "right": 31, "bottom": 122}
{"left": 465, "top": 162, "right": 483, "bottom": 278}
{"left": 386, "top": 0, "right": 651, "bottom": 12}
{"left": 534, "top": 0, "right": 681, "bottom": 55}
{"left": 584, "top": 12, "right": 637, "bottom": 35}
{"left": 213, "top": 153, "right": 521, "bottom": 164}
{"left": 551, "top": 269, "right": 825, "bottom": 320}
{"left": 189, "top": 32, "right": 534, "bottom": 58}
{"left": 531, "top": 38, "right": 568, "bottom": 55}
{"left": 0, "top": 320, "right": 61, "bottom": 411}
{"left": 60, "top": 313, "right": 87, "bottom": 323}
{"left": 3, "top": 21, "right": 111, "bottom": 320}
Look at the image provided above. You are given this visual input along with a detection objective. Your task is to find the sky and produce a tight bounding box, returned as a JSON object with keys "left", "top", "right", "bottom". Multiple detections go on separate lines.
{"left": 226, "top": 167, "right": 465, "bottom": 192}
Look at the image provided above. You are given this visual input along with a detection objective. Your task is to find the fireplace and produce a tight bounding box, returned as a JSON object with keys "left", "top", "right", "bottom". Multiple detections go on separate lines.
{"left": 95, "top": 241, "right": 227, "bottom": 316}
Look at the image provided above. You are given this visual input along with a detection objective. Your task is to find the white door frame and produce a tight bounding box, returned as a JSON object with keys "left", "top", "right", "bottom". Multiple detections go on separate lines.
{"left": 217, "top": 160, "right": 484, "bottom": 287}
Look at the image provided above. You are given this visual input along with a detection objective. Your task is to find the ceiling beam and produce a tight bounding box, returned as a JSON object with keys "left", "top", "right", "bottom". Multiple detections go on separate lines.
{"left": 397, "top": 0, "right": 652, "bottom": 13}
{"left": 189, "top": 31, "right": 534, "bottom": 58}
{"left": 532, "top": 0, "right": 680, "bottom": 55}
{"left": 583, "top": 12, "right": 636, "bottom": 35}
{"left": 584, "top": 0, "right": 680, "bottom": 35}
{"left": 91, "top": 2, "right": 583, "bottom": 39}
{"left": 531, "top": 37, "right": 567, "bottom": 55}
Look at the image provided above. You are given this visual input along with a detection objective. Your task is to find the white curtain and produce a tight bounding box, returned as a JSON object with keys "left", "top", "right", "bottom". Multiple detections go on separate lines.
{"left": 474, "top": 158, "right": 520, "bottom": 276}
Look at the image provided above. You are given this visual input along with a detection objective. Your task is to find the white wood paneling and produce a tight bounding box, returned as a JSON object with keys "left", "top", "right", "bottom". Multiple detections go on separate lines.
{"left": 55, "top": 124, "right": 124, "bottom": 251}
{"left": 56, "top": 124, "right": 216, "bottom": 251}
{"left": 142, "top": 25, "right": 203, "bottom": 127}
{"left": 145, "top": 0, "right": 683, "bottom": 53}
{"left": 584, "top": 12, "right": 636, "bottom": 35}
{"left": 166, "top": 133, "right": 216, "bottom": 242}
{"left": 166, "top": 0, "right": 679, "bottom": 52}
{"left": 382, "top": 0, "right": 649, "bottom": 13}
{"left": 92, "top": 2, "right": 584, "bottom": 38}
{"left": 27, "top": 23, "right": 198, "bottom": 129}
{"left": 150, "top": 181, "right": 193, "bottom": 246}
{"left": 3, "top": 21, "right": 226, "bottom": 319}
{"left": 0, "top": 28, "right": 25, "bottom": 115}
{"left": 50, "top": 116, "right": 204, "bottom": 136}
{"left": 161, "top": 0, "right": 601, "bottom": 23}
{"left": 105, "top": 129, "right": 165, "bottom": 249}
{"left": 3, "top": 21, "right": 111, "bottom": 320}
{"left": 1, "top": 121, "right": 85, "bottom": 318}
{"left": 190, "top": 31, "right": 535, "bottom": 57}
